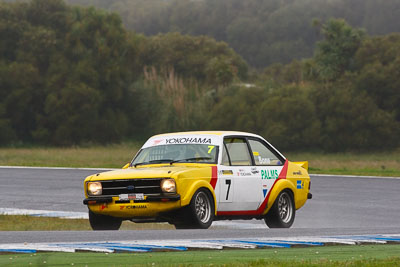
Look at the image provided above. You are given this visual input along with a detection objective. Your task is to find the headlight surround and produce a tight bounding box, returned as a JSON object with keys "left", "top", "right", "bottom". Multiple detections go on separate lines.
{"left": 87, "top": 182, "right": 102, "bottom": 196}
{"left": 161, "top": 179, "right": 176, "bottom": 193}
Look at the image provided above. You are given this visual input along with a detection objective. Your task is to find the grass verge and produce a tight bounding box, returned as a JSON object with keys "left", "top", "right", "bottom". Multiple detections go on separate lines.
{"left": 0, "top": 215, "right": 173, "bottom": 231}
{"left": 0, "top": 143, "right": 140, "bottom": 168}
{"left": 0, "top": 145, "right": 399, "bottom": 176}
{"left": 1, "top": 245, "right": 400, "bottom": 266}
{"left": 286, "top": 151, "right": 400, "bottom": 177}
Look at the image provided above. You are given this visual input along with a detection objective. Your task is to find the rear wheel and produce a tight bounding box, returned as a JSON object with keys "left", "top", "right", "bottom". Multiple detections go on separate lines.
{"left": 174, "top": 189, "right": 214, "bottom": 229}
{"left": 264, "top": 190, "right": 295, "bottom": 228}
{"left": 89, "top": 210, "right": 122, "bottom": 230}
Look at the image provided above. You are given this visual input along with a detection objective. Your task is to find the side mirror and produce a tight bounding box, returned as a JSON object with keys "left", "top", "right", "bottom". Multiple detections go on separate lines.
{"left": 122, "top": 163, "right": 130, "bottom": 169}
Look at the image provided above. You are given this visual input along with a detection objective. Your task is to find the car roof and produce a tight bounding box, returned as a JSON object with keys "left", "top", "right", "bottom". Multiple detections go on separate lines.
{"left": 151, "top": 131, "right": 262, "bottom": 138}
{"left": 145, "top": 131, "right": 286, "bottom": 160}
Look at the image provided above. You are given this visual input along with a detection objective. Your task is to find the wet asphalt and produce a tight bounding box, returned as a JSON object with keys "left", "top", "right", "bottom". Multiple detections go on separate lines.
{"left": 0, "top": 167, "right": 399, "bottom": 243}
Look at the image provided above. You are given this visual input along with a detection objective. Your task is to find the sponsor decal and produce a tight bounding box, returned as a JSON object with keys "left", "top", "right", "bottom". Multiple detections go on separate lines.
{"left": 261, "top": 169, "right": 278, "bottom": 179}
{"left": 152, "top": 139, "right": 163, "bottom": 145}
{"left": 166, "top": 137, "right": 212, "bottom": 144}
{"left": 120, "top": 205, "right": 147, "bottom": 210}
{"left": 237, "top": 169, "right": 252, "bottom": 176}
{"left": 219, "top": 170, "right": 233, "bottom": 175}
{"left": 293, "top": 170, "right": 303, "bottom": 175}
{"left": 296, "top": 180, "right": 304, "bottom": 189}
{"left": 100, "top": 204, "right": 107, "bottom": 210}
{"left": 263, "top": 189, "right": 268, "bottom": 197}
{"left": 253, "top": 151, "right": 260, "bottom": 156}
{"left": 251, "top": 167, "right": 259, "bottom": 174}
{"left": 125, "top": 205, "right": 147, "bottom": 209}
{"left": 258, "top": 156, "right": 270, "bottom": 165}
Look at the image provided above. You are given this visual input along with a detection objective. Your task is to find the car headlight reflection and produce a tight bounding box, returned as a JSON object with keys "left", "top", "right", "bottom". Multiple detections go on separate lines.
{"left": 87, "top": 182, "right": 102, "bottom": 196}
{"left": 161, "top": 179, "right": 176, "bottom": 193}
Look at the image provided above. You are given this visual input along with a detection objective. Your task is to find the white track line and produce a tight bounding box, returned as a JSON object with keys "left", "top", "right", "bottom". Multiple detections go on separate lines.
{"left": 0, "top": 235, "right": 398, "bottom": 253}
{"left": 0, "top": 166, "right": 116, "bottom": 171}
{"left": 0, "top": 208, "right": 88, "bottom": 219}
{"left": 311, "top": 174, "right": 400, "bottom": 179}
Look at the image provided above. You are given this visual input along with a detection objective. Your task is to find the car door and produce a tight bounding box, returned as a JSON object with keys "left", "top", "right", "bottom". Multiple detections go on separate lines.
{"left": 217, "top": 137, "right": 262, "bottom": 211}
{"left": 247, "top": 138, "right": 285, "bottom": 209}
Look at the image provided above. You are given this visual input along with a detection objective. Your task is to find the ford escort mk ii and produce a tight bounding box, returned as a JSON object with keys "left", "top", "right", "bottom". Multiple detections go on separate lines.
{"left": 83, "top": 131, "right": 312, "bottom": 230}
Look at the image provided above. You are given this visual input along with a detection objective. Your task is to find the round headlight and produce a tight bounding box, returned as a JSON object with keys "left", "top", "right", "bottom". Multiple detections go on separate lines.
{"left": 87, "top": 182, "right": 102, "bottom": 196}
{"left": 161, "top": 179, "right": 176, "bottom": 193}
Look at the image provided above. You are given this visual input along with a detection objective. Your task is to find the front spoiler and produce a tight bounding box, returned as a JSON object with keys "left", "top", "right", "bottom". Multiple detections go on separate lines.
{"left": 83, "top": 195, "right": 181, "bottom": 205}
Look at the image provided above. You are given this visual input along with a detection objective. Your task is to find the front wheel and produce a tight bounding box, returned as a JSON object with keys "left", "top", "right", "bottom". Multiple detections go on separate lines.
{"left": 264, "top": 190, "right": 295, "bottom": 228}
{"left": 89, "top": 210, "right": 122, "bottom": 230}
{"left": 174, "top": 189, "right": 214, "bottom": 229}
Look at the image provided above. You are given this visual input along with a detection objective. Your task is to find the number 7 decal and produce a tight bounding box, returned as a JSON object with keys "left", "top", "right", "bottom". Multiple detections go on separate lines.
{"left": 225, "top": 179, "right": 231, "bottom": 200}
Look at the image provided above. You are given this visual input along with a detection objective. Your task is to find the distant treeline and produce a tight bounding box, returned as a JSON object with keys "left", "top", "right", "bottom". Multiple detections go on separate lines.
{"left": 0, "top": 0, "right": 399, "bottom": 151}
{"left": 65, "top": 0, "right": 400, "bottom": 68}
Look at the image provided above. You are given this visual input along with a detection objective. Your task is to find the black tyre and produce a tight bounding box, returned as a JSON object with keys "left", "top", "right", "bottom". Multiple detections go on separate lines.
{"left": 264, "top": 190, "right": 295, "bottom": 228}
{"left": 89, "top": 210, "right": 122, "bottom": 230}
{"left": 174, "top": 189, "right": 214, "bottom": 229}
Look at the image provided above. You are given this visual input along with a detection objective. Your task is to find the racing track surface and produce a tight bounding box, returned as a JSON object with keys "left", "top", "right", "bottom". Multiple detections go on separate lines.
{"left": 0, "top": 167, "right": 399, "bottom": 244}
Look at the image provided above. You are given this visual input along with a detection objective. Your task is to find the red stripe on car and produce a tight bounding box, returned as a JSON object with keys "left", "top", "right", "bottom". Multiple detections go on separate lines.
{"left": 210, "top": 166, "right": 218, "bottom": 189}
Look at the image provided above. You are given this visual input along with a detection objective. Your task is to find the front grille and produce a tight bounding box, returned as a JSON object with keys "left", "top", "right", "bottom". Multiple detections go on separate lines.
{"left": 99, "top": 178, "right": 163, "bottom": 196}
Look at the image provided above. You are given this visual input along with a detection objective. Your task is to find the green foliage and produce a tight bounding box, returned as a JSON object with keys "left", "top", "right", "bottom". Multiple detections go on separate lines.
{"left": 63, "top": 0, "right": 400, "bottom": 68}
{"left": 1, "top": 1, "right": 400, "bottom": 152}
{"left": 312, "top": 83, "right": 400, "bottom": 151}
{"left": 259, "top": 85, "right": 321, "bottom": 151}
{"left": 253, "top": 20, "right": 400, "bottom": 151}
{"left": 139, "top": 32, "right": 248, "bottom": 85}
{"left": 0, "top": 0, "right": 250, "bottom": 146}
{"left": 208, "top": 86, "right": 263, "bottom": 133}
{"left": 0, "top": 0, "right": 137, "bottom": 145}
{"left": 314, "top": 18, "right": 365, "bottom": 81}
{"left": 353, "top": 34, "right": 400, "bottom": 121}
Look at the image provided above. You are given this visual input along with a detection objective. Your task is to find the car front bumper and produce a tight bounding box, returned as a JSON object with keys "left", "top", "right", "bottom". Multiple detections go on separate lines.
{"left": 84, "top": 194, "right": 181, "bottom": 218}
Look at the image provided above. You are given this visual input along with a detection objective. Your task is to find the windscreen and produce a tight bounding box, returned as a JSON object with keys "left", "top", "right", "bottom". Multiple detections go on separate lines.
{"left": 132, "top": 144, "right": 219, "bottom": 166}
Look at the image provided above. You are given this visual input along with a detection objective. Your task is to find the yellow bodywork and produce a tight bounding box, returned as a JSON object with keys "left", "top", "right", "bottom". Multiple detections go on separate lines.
{"left": 84, "top": 161, "right": 310, "bottom": 219}
{"left": 84, "top": 163, "right": 217, "bottom": 218}
{"left": 264, "top": 161, "right": 310, "bottom": 215}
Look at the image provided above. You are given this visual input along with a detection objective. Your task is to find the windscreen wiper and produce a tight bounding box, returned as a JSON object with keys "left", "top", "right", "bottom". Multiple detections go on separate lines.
{"left": 169, "top": 157, "right": 212, "bottom": 165}
{"left": 134, "top": 159, "right": 173, "bottom": 167}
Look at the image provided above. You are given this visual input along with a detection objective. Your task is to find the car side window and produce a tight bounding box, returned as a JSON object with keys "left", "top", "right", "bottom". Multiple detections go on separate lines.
{"left": 248, "top": 139, "right": 283, "bottom": 166}
{"left": 221, "top": 143, "right": 231, "bottom": 165}
{"left": 223, "top": 138, "right": 252, "bottom": 166}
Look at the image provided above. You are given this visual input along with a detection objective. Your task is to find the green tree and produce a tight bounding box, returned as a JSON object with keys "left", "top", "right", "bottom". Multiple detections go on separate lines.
{"left": 0, "top": 0, "right": 143, "bottom": 145}
{"left": 314, "top": 18, "right": 365, "bottom": 81}
{"left": 311, "top": 82, "right": 400, "bottom": 151}
{"left": 258, "top": 85, "right": 321, "bottom": 151}
{"left": 208, "top": 86, "right": 265, "bottom": 133}
{"left": 353, "top": 34, "right": 400, "bottom": 121}
{"left": 140, "top": 32, "right": 248, "bottom": 85}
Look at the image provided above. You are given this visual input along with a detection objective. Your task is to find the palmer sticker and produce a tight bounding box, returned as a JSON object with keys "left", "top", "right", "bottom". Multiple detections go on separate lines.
{"left": 261, "top": 169, "right": 278, "bottom": 179}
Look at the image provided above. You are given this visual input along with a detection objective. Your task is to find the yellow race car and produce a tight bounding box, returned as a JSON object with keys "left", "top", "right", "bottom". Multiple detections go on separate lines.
{"left": 83, "top": 131, "right": 312, "bottom": 230}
